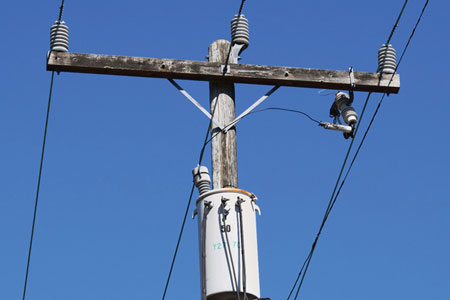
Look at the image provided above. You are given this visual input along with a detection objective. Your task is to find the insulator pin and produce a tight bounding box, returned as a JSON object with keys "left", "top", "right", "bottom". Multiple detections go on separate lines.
{"left": 50, "top": 20, "right": 69, "bottom": 52}
{"left": 231, "top": 14, "right": 249, "bottom": 48}
{"left": 377, "top": 44, "right": 396, "bottom": 74}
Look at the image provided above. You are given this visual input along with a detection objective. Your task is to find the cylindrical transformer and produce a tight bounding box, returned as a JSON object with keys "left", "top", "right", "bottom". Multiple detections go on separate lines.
{"left": 196, "top": 188, "right": 260, "bottom": 300}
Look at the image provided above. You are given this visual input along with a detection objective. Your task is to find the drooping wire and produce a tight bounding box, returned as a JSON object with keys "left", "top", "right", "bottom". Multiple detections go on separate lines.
{"left": 22, "top": 2, "right": 65, "bottom": 300}
{"left": 249, "top": 107, "right": 321, "bottom": 124}
{"left": 237, "top": 200, "right": 248, "bottom": 300}
{"left": 286, "top": 92, "right": 372, "bottom": 300}
{"left": 161, "top": 91, "right": 221, "bottom": 300}
{"left": 287, "top": 0, "right": 431, "bottom": 298}
{"left": 223, "top": 0, "right": 247, "bottom": 74}
{"left": 222, "top": 210, "right": 241, "bottom": 300}
{"left": 202, "top": 106, "right": 320, "bottom": 148}
{"left": 161, "top": 183, "right": 196, "bottom": 300}
{"left": 331, "top": 0, "right": 430, "bottom": 223}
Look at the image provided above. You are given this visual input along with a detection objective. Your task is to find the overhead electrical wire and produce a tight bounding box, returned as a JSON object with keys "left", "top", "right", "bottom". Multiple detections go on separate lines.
{"left": 286, "top": 0, "right": 428, "bottom": 298}
{"left": 237, "top": 0, "right": 246, "bottom": 16}
{"left": 22, "top": 2, "right": 65, "bottom": 300}
{"left": 237, "top": 200, "right": 249, "bottom": 300}
{"left": 201, "top": 106, "right": 320, "bottom": 149}
{"left": 249, "top": 107, "right": 321, "bottom": 124}
{"left": 286, "top": 92, "right": 372, "bottom": 300}
{"left": 222, "top": 213, "right": 241, "bottom": 300}
{"left": 386, "top": 0, "right": 408, "bottom": 45}
{"left": 22, "top": 72, "right": 56, "bottom": 300}
{"left": 332, "top": 0, "right": 430, "bottom": 225}
{"left": 161, "top": 95, "right": 221, "bottom": 300}
{"left": 26, "top": 2, "right": 426, "bottom": 300}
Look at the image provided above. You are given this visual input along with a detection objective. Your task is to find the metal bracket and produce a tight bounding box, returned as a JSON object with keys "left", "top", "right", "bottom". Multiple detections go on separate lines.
{"left": 349, "top": 67, "right": 355, "bottom": 102}
{"left": 349, "top": 67, "right": 355, "bottom": 89}
{"left": 221, "top": 44, "right": 245, "bottom": 75}
{"left": 230, "top": 44, "right": 245, "bottom": 63}
{"left": 168, "top": 79, "right": 224, "bottom": 130}
{"left": 222, "top": 85, "right": 280, "bottom": 132}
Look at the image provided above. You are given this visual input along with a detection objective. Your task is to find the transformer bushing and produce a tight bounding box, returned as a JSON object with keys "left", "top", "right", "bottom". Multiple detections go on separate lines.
{"left": 193, "top": 165, "right": 212, "bottom": 195}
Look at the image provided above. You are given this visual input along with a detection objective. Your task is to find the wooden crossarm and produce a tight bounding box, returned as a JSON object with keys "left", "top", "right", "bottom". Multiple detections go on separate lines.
{"left": 47, "top": 51, "right": 400, "bottom": 93}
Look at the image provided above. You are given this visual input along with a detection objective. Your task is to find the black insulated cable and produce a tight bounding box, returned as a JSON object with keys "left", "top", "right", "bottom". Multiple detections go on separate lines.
{"left": 22, "top": 1, "right": 66, "bottom": 299}
{"left": 286, "top": 0, "right": 430, "bottom": 298}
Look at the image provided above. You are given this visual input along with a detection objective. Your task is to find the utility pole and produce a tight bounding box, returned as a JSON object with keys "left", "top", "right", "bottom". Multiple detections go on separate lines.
{"left": 47, "top": 13, "right": 400, "bottom": 300}
{"left": 209, "top": 40, "right": 238, "bottom": 189}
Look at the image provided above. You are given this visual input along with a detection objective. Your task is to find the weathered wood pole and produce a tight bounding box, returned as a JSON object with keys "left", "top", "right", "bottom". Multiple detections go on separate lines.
{"left": 209, "top": 40, "right": 238, "bottom": 189}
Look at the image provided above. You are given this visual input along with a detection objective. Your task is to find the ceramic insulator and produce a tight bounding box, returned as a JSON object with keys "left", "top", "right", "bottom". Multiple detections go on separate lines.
{"left": 231, "top": 14, "right": 249, "bottom": 47}
{"left": 50, "top": 21, "right": 69, "bottom": 52}
{"left": 377, "top": 44, "right": 396, "bottom": 74}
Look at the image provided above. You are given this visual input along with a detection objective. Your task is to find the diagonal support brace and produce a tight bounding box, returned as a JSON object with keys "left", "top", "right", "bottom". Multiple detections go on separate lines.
{"left": 222, "top": 85, "right": 280, "bottom": 132}
{"left": 168, "top": 79, "right": 224, "bottom": 130}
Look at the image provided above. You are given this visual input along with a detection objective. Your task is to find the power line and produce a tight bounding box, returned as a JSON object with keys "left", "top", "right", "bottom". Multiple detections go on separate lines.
{"left": 161, "top": 133, "right": 210, "bottom": 300}
{"left": 58, "top": 0, "right": 65, "bottom": 21}
{"left": 286, "top": 92, "right": 372, "bottom": 300}
{"left": 331, "top": 0, "right": 430, "bottom": 222}
{"left": 326, "top": 0, "right": 430, "bottom": 223}
{"left": 222, "top": 215, "right": 241, "bottom": 300}
{"left": 297, "top": 3, "right": 431, "bottom": 297}
{"left": 160, "top": 182, "right": 196, "bottom": 300}
{"left": 202, "top": 106, "right": 320, "bottom": 148}
{"left": 249, "top": 107, "right": 321, "bottom": 124}
{"left": 237, "top": 200, "right": 249, "bottom": 300}
{"left": 22, "top": 71, "right": 56, "bottom": 300}
{"left": 286, "top": 0, "right": 422, "bottom": 297}
{"left": 161, "top": 94, "right": 221, "bottom": 300}
{"left": 22, "top": 2, "right": 65, "bottom": 299}
{"left": 237, "top": 0, "right": 246, "bottom": 16}
{"left": 386, "top": 0, "right": 408, "bottom": 45}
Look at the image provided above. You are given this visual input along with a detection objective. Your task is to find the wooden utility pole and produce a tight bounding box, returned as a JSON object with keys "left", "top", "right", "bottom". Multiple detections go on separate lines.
{"left": 46, "top": 32, "right": 401, "bottom": 300}
{"left": 208, "top": 40, "right": 238, "bottom": 189}
{"left": 47, "top": 48, "right": 401, "bottom": 189}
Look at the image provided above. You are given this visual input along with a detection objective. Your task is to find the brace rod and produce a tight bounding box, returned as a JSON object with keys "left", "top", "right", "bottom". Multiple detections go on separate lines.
{"left": 223, "top": 86, "right": 280, "bottom": 132}
{"left": 168, "top": 79, "right": 224, "bottom": 130}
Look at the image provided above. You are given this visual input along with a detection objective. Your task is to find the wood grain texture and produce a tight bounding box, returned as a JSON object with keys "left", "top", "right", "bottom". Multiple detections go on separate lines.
{"left": 47, "top": 51, "right": 400, "bottom": 93}
{"left": 209, "top": 40, "right": 238, "bottom": 189}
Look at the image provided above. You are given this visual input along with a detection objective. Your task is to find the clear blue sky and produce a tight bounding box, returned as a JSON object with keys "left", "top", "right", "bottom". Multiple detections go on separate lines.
{"left": 1, "top": 1, "right": 449, "bottom": 299}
